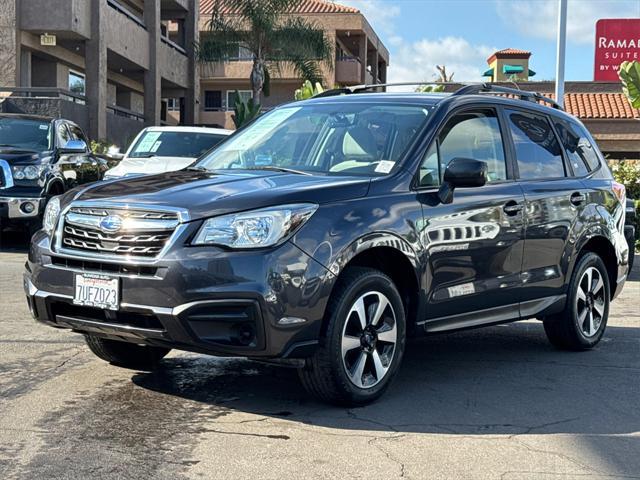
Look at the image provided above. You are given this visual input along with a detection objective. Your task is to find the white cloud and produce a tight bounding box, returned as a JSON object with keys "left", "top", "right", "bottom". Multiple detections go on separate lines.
{"left": 344, "top": 0, "right": 400, "bottom": 35}
{"left": 342, "top": 0, "right": 496, "bottom": 86}
{"left": 388, "top": 37, "right": 497, "bottom": 84}
{"left": 496, "top": 0, "right": 640, "bottom": 45}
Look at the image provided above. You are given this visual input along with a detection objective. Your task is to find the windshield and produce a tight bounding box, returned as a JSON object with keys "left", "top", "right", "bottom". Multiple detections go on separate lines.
{"left": 196, "top": 103, "right": 434, "bottom": 176}
{"left": 0, "top": 117, "right": 51, "bottom": 151}
{"left": 128, "top": 130, "right": 227, "bottom": 158}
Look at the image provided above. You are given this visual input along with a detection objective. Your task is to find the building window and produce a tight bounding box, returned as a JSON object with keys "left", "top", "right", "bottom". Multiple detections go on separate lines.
{"left": 68, "top": 70, "right": 85, "bottom": 96}
{"left": 226, "top": 90, "right": 252, "bottom": 110}
{"left": 167, "top": 98, "right": 180, "bottom": 112}
{"left": 204, "top": 91, "right": 222, "bottom": 111}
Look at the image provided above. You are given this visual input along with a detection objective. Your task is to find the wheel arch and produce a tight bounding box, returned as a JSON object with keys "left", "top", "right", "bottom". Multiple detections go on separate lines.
{"left": 573, "top": 234, "right": 618, "bottom": 300}
{"left": 321, "top": 234, "right": 423, "bottom": 336}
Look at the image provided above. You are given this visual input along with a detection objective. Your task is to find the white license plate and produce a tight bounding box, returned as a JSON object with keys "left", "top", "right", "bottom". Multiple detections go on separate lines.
{"left": 73, "top": 274, "right": 119, "bottom": 310}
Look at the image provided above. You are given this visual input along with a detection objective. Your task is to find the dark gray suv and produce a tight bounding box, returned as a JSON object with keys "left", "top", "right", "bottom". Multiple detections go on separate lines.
{"left": 24, "top": 84, "right": 630, "bottom": 405}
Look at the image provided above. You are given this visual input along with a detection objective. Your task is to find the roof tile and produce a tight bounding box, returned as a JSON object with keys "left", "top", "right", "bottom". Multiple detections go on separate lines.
{"left": 200, "top": 0, "right": 359, "bottom": 15}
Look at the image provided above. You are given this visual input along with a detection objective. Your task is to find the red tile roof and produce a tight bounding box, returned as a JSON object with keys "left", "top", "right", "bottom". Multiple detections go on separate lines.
{"left": 487, "top": 48, "right": 532, "bottom": 63}
{"left": 200, "top": 0, "right": 360, "bottom": 15}
{"left": 489, "top": 92, "right": 638, "bottom": 119}
{"left": 550, "top": 93, "right": 639, "bottom": 119}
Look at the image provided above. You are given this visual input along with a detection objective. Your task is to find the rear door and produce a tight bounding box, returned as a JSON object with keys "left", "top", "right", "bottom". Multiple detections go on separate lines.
{"left": 418, "top": 106, "right": 526, "bottom": 323}
{"left": 504, "top": 108, "right": 586, "bottom": 308}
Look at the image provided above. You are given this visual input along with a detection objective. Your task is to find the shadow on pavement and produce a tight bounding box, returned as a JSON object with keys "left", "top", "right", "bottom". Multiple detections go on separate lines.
{"left": 0, "top": 228, "right": 30, "bottom": 253}
{"left": 132, "top": 320, "right": 640, "bottom": 435}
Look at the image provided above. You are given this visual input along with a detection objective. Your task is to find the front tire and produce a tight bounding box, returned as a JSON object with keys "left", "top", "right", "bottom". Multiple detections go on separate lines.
{"left": 298, "top": 267, "right": 406, "bottom": 406}
{"left": 543, "top": 252, "right": 610, "bottom": 350}
{"left": 85, "top": 335, "right": 170, "bottom": 371}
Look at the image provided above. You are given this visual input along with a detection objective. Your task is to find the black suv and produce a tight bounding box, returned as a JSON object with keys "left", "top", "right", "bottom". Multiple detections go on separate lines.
{"left": 24, "top": 85, "right": 630, "bottom": 405}
{"left": 0, "top": 114, "right": 106, "bottom": 234}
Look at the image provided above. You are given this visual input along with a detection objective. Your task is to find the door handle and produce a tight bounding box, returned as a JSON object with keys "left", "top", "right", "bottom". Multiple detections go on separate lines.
{"left": 503, "top": 200, "right": 523, "bottom": 215}
{"left": 570, "top": 192, "right": 586, "bottom": 206}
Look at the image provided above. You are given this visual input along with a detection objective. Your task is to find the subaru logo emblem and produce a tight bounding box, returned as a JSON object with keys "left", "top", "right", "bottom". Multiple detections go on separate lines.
{"left": 99, "top": 215, "right": 123, "bottom": 233}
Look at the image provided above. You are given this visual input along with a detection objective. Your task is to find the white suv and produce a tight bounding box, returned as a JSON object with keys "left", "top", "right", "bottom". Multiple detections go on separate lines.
{"left": 103, "top": 126, "right": 231, "bottom": 180}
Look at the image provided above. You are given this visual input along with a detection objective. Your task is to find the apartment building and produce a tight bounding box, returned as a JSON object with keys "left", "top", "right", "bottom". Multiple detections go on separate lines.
{"left": 0, "top": 0, "right": 198, "bottom": 147}
{"left": 197, "top": 0, "right": 390, "bottom": 129}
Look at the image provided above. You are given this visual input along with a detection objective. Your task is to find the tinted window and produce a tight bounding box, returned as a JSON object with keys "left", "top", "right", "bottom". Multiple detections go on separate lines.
{"left": 507, "top": 110, "right": 565, "bottom": 179}
{"left": 68, "top": 125, "right": 88, "bottom": 147}
{"left": 0, "top": 117, "right": 51, "bottom": 150}
{"left": 204, "top": 91, "right": 222, "bottom": 111}
{"left": 553, "top": 118, "right": 600, "bottom": 176}
{"left": 129, "top": 131, "right": 227, "bottom": 158}
{"left": 57, "top": 123, "right": 71, "bottom": 146}
{"left": 419, "top": 109, "right": 506, "bottom": 187}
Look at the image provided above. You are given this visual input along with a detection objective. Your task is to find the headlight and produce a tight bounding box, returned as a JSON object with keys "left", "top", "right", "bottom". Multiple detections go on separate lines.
{"left": 13, "top": 165, "right": 46, "bottom": 180}
{"left": 193, "top": 203, "right": 318, "bottom": 248}
{"left": 43, "top": 196, "right": 61, "bottom": 235}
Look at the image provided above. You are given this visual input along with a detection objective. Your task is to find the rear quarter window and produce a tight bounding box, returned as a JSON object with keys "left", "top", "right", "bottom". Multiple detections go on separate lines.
{"left": 553, "top": 118, "right": 600, "bottom": 176}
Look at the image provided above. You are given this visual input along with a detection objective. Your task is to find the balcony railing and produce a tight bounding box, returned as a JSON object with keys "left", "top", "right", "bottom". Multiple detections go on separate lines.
{"left": 107, "top": 105, "right": 145, "bottom": 122}
{"left": 107, "top": 0, "right": 146, "bottom": 29}
{"left": 161, "top": 36, "right": 187, "bottom": 55}
{"left": 0, "top": 87, "right": 86, "bottom": 104}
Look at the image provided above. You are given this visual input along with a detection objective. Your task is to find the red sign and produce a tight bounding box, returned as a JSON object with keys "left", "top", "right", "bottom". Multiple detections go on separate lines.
{"left": 594, "top": 19, "right": 640, "bottom": 81}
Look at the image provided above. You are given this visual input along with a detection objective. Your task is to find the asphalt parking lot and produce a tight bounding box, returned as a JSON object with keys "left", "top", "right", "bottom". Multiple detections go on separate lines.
{"left": 1, "top": 229, "right": 639, "bottom": 480}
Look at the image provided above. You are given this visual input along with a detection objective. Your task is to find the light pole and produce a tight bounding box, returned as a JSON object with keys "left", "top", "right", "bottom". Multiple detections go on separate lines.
{"left": 555, "top": 0, "right": 568, "bottom": 108}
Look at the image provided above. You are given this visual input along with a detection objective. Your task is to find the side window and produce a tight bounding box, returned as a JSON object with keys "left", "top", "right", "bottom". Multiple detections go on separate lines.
{"left": 553, "top": 118, "right": 600, "bottom": 176}
{"left": 506, "top": 109, "right": 565, "bottom": 180}
{"left": 68, "top": 125, "right": 88, "bottom": 148}
{"left": 419, "top": 109, "right": 507, "bottom": 187}
{"left": 57, "top": 123, "right": 71, "bottom": 147}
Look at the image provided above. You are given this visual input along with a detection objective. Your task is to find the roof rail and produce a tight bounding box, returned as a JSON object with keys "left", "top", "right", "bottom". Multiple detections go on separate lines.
{"left": 312, "top": 82, "right": 444, "bottom": 98}
{"left": 452, "top": 83, "right": 563, "bottom": 110}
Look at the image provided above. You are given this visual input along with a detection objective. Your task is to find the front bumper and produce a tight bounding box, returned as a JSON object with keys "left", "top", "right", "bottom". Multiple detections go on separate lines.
{"left": 0, "top": 196, "right": 44, "bottom": 220}
{"left": 25, "top": 231, "right": 335, "bottom": 358}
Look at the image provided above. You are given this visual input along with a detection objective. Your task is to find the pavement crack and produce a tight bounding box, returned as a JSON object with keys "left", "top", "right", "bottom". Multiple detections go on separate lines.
{"left": 201, "top": 428, "right": 289, "bottom": 440}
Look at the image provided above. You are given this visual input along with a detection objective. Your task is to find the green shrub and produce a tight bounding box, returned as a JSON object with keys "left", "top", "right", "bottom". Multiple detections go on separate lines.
{"left": 294, "top": 80, "right": 324, "bottom": 100}
{"left": 608, "top": 159, "right": 640, "bottom": 200}
{"left": 231, "top": 91, "right": 261, "bottom": 129}
{"left": 90, "top": 139, "right": 116, "bottom": 155}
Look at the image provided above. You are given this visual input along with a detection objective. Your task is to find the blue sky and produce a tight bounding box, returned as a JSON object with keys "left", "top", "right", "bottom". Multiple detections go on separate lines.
{"left": 344, "top": 0, "right": 640, "bottom": 83}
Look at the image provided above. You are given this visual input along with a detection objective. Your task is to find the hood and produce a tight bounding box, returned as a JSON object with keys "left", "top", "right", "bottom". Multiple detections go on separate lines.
{"left": 70, "top": 170, "right": 371, "bottom": 221}
{"left": 0, "top": 149, "right": 44, "bottom": 164}
{"left": 107, "top": 156, "right": 196, "bottom": 177}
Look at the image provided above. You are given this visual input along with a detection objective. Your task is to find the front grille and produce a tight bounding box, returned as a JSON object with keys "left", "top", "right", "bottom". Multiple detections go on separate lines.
{"left": 50, "top": 256, "right": 159, "bottom": 277}
{"left": 59, "top": 206, "right": 180, "bottom": 258}
{"left": 50, "top": 301, "right": 165, "bottom": 330}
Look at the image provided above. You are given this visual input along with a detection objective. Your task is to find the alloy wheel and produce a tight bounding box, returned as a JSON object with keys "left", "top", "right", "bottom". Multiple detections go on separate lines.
{"left": 575, "top": 266, "right": 606, "bottom": 338}
{"left": 341, "top": 291, "right": 398, "bottom": 389}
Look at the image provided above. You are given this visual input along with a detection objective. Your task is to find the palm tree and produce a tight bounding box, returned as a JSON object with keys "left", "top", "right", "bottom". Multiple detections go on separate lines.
{"left": 197, "top": 0, "right": 333, "bottom": 104}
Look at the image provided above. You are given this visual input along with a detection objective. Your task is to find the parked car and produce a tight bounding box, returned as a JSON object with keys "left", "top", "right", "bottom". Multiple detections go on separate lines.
{"left": 25, "top": 84, "right": 630, "bottom": 405}
{"left": 0, "top": 114, "right": 106, "bottom": 235}
{"left": 102, "top": 126, "right": 231, "bottom": 180}
{"left": 625, "top": 198, "right": 636, "bottom": 269}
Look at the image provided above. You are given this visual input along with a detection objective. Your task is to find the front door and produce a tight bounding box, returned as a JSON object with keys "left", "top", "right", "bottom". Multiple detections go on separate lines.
{"left": 417, "top": 107, "right": 525, "bottom": 324}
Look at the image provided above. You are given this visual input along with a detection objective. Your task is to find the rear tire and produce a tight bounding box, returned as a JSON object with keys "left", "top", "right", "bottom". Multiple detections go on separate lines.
{"left": 85, "top": 335, "right": 170, "bottom": 371}
{"left": 298, "top": 267, "right": 406, "bottom": 406}
{"left": 543, "top": 252, "right": 610, "bottom": 351}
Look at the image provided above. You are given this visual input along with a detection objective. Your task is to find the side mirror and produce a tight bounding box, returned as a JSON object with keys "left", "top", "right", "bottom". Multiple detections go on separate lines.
{"left": 438, "top": 157, "right": 488, "bottom": 204}
{"left": 59, "top": 139, "right": 87, "bottom": 154}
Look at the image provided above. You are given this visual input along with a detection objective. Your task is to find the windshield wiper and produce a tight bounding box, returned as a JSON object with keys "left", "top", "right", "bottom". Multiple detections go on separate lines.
{"left": 131, "top": 153, "right": 157, "bottom": 158}
{"left": 245, "top": 166, "right": 312, "bottom": 176}
{"left": 185, "top": 166, "right": 208, "bottom": 172}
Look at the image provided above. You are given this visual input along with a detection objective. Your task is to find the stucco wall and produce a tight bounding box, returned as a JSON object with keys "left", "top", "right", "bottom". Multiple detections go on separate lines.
{"left": 0, "top": 0, "right": 17, "bottom": 88}
{"left": 20, "top": 0, "right": 91, "bottom": 39}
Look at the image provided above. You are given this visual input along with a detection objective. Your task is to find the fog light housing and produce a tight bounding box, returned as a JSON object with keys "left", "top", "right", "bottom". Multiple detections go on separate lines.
{"left": 20, "top": 202, "right": 35, "bottom": 214}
